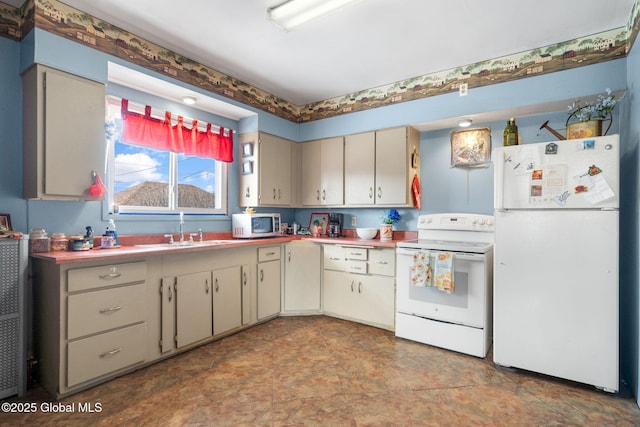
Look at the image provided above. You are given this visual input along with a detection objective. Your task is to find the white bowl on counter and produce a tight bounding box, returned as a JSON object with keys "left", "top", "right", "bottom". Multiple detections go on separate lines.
{"left": 356, "top": 228, "right": 378, "bottom": 240}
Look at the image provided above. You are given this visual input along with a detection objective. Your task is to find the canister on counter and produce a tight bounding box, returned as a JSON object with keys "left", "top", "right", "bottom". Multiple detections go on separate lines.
{"left": 50, "top": 233, "right": 69, "bottom": 251}
{"left": 69, "top": 235, "right": 91, "bottom": 251}
{"left": 29, "top": 228, "right": 50, "bottom": 253}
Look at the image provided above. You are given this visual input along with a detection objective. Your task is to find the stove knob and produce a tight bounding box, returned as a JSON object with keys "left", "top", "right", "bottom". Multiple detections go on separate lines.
{"left": 487, "top": 219, "right": 494, "bottom": 226}
{"left": 425, "top": 217, "right": 432, "bottom": 223}
{"left": 471, "top": 219, "right": 478, "bottom": 225}
{"left": 478, "top": 219, "right": 486, "bottom": 225}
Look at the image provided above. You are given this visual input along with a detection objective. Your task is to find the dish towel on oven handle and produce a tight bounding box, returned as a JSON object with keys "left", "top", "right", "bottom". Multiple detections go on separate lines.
{"left": 410, "top": 249, "right": 433, "bottom": 287}
{"left": 434, "top": 252, "right": 455, "bottom": 293}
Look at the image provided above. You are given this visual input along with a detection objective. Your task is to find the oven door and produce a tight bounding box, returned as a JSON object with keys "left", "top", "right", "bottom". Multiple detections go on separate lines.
{"left": 396, "top": 247, "right": 492, "bottom": 328}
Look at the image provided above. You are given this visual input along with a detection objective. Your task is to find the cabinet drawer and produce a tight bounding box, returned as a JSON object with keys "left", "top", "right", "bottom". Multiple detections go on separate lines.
{"left": 67, "top": 262, "right": 146, "bottom": 292}
{"left": 344, "top": 246, "right": 368, "bottom": 260}
{"left": 67, "top": 323, "right": 146, "bottom": 387}
{"left": 258, "top": 246, "right": 281, "bottom": 262}
{"left": 346, "top": 260, "right": 368, "bottom": 275}
{"left": 67, "top": 283, "right": 146, "bottom": 340}
{"left": 323, "top": 245, "right": 345, "bottom": 271}
{"left": 368, "top": 249, "right": 395, "bottom": 276}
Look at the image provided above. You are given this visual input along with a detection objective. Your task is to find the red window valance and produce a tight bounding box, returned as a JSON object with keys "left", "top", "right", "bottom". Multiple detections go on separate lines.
{"left": 120, "top": 99, "right": 233, "bottom": 162}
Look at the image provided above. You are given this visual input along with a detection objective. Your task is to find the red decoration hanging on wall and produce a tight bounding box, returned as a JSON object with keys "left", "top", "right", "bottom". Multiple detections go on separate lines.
{"left": 120, "top": 99, "right": 233, "bottom": 162}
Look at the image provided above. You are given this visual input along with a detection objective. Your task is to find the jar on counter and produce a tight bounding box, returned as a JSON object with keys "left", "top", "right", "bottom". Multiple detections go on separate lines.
{"left": 69, "top": 234, "right": 90, "bottom": 251}
{"left": 29, "top": 228, "right": 50, "bottom": 253}
{"left": 50, "top": 232, "right": 69, "bottom": 252}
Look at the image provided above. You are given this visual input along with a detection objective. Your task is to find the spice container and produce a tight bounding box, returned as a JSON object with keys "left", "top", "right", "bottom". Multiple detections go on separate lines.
{"left": 29, "top": 228, "right": 50, "bottom": 253}
{"left": 50, "top": 232, "right": 69, "bottom": 252}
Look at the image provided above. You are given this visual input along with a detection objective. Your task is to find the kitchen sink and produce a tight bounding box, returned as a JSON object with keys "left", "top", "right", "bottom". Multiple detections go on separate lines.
{"left": 136, "top": 240, "right": 237, "bottom": 248}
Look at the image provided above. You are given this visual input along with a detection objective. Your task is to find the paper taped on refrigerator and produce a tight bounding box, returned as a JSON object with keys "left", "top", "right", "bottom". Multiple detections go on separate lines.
{"left": 493, "top": 134, "right": 619, "bottom": 210}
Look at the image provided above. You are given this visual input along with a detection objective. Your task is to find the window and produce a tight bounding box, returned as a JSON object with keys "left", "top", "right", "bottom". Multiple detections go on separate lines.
{"left": 106, "top": 100, "right": 228, "bottom": 215}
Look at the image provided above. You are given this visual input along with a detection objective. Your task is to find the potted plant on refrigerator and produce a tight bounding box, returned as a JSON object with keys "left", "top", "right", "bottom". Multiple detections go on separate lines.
{"left": 566, "top": 89, "right": 623, "bottom": 140}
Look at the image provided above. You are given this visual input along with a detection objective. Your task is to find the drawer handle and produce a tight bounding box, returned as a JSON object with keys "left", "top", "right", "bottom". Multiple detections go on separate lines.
{"left": 99, "top": 305, "right": 122, "bottom": 314}
{"left": 351, "top": 266, "right": 363, "bottom": 270}
{"left": 266, "top": 252, "right": 276, "bottom": 256}
{"left": 349, "top": 252, "right": 363, "bottom": 256}
{"left": 99, "top": 272, "right": 122, "bottom": 280}
{"left": 329, "top": 257, "right": 341, "bottom": 261}
{"left": 374, "top": 261, "right": 389, "bottom": 264}
{"left": 99, "top": 348, "right": 122, "bottom": 358}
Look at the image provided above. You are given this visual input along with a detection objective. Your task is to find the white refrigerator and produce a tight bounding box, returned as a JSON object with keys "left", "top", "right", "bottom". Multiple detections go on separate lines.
{"left": 493, "top": 134, "right": 619, "bottom": 392}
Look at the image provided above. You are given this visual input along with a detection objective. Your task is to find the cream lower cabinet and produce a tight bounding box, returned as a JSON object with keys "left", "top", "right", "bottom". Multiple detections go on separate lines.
{"left": 257, "top": 246, "right": 281, "bottom": 320}
{"left": 175, "top": 271, "right": 213, "bottom": 348}
{"left": 283, "top": 242, "right": 321, "bottom": 314}
{"left": 212, "top": 266, "right": 243, "bottom": 335}
{"left": 322, "top": 245, "right": 395, "bottom": 330}
{"left": 32, "top": 259, "right": 148, "bottom": 398}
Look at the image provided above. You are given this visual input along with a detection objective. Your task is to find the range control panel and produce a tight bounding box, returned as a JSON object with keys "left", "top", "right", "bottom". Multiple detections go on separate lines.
{"left": 417, "top": 213, "right": 494, "bottom": 231}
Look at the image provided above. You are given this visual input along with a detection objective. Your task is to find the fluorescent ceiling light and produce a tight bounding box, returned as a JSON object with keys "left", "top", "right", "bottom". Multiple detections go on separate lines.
{"left": 268, "top": 0, "right": 361, "bottom": 31}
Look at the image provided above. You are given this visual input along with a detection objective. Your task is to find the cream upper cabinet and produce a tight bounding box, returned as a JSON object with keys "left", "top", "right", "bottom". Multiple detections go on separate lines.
{"left": 344, "top": 132, "right": 376, "bottom": 205}
{"left": 23, "top": 64, "right": 106, "bottom": 200}
{"left": 301, "top": 137, "right": 344, "bottom": 206}
{"left": 238, "top": 132, "right": 293, "bottom": 207}
{"left": 259, "top": 133, "right": 292, "bottom": 206}
{"left": 344, "top": 126, "right": 420, "bottom": 207}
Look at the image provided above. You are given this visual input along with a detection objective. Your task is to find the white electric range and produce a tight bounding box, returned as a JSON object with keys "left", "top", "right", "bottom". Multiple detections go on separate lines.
{"left": 395, "top": 213, "right": 494, "bottom": 357}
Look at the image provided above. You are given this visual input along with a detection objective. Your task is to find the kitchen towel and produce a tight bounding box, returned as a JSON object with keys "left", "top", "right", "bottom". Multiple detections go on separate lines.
{"left": 434, "top": 252, "right": 455, "bottom": 293}
{"left": 410, "top": 249, "right": 432, "bottom": 287}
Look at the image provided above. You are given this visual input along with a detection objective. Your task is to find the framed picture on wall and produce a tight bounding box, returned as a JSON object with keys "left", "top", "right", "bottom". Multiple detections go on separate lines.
{"left": 450, "top": 127, "right": 491, "bottom": 168}
{"left": 242, "top": 160, "right": 253, "bottom": 175}
{"left": 0, "top": 213, "right": 12, "bottom": 232}
{"left": 242, "top": 142, "right": 254, "bottom": 157}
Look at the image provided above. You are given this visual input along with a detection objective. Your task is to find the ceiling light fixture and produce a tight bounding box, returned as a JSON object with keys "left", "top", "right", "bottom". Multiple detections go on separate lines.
{"left": 182, "top": 95, "right": 197, "bottom": 105}
{"left": 458, "top": 118, "right": 473, "bottom": 127}
{"left": 268, "top": 0, "right": 361, "bottom": 31}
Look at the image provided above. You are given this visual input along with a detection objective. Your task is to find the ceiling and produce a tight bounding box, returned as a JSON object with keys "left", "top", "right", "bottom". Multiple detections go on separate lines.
{"left": 5, "top": 0, "right": 636, "bottom": 126}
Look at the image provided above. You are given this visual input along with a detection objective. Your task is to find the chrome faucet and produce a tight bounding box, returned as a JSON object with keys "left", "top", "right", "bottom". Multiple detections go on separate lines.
{"left": 179, "top": 211, "right": 184, "bottom": 242}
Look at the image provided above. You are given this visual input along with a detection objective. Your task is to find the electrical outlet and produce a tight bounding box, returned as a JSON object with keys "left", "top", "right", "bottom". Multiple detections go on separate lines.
{"left": 459, "top": 83, "right": 468, "bottom": 96}
{"left": 351, "top": 216, "right": 357, "bottom": 227}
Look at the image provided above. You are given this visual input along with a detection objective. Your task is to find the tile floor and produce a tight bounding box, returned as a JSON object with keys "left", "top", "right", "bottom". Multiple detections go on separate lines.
{"left": 3, "top": 315, "right": 640, "bottom": 426}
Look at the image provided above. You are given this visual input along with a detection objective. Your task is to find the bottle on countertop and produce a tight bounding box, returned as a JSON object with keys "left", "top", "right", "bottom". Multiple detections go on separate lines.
{"left": 85, "top": 226, "right": 94, "bottom": 249}
{"left": 108, "top": 219, "right": 119, "bottom": 246}
{"left": 503, "top": 117, "right": 519, "bottom": 146}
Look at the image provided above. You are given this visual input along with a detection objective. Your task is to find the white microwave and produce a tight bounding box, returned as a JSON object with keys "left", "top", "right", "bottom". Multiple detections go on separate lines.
{"left": 232, "top": 213, "right": 281, "bottom": 239}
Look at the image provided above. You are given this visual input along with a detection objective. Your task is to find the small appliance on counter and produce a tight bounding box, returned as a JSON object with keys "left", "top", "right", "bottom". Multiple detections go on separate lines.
{"left": 232, "top": 213, "right": 281, "bottom": 238}
{"left": 327, "top": 213, "right": 343, "bottom": 238}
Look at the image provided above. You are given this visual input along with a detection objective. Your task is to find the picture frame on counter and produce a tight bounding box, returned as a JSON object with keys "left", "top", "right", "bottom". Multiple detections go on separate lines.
{"left": 309, "top": 212, "right": 329, "bottom": 235}
{"left": 242, "top": 142, "right": 254, "bottom": 157}
{"left": 242, "top": 160, "right": 253, "bottom": 175}
{"left": 0, "top": 213, "right": 12, "bottom": 231}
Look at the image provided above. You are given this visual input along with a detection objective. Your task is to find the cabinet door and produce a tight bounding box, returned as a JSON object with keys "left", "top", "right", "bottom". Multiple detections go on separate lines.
{"left": 212, "top": 266, "right": 242, "bottom": 335}
{"left": 301, "top": 140, "right": 322, "bottom": 206}
{"left": 257, "top": 260, "right": 281, "bottom": 320}
{"left": 375, "top": 127, "right": 408, "bottom": 205}
{"left": 320, "top": 137, "right": 344, "bottom": 206}
{"left": 175, "top": 271, "right": 212, "bottom": 348}
{"left": 344, "top": 132, "right": 375, "bottom": 205}
{"left": 241, "top": 265, "right": 251, "bottom": 325}
{"left": 284, "top": 243, "right": 321, "bottom": 312}
{"left": 160, "top": 277, "right": 175, "bottom": 353}
{"left": 259, "top": 133, "right": 291, "bottom": 206}
{"left": 353, "top": 275, "right": 395, "bottom": 329}
{"left": 23, "top": 65, "right": 106, "bottom": 200}
{"left": 323, "top": 270, "right": 356, "bottom": 318}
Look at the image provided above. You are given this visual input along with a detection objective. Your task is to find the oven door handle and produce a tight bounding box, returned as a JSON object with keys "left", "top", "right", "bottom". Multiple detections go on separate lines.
{"left": 397, "top": 248, "right": 487, "bottom": 262}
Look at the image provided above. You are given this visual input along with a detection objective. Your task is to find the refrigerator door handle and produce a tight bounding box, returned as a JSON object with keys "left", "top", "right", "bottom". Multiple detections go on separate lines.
{"left": 494, "top": 149, "right": 505, "bottom": 210}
